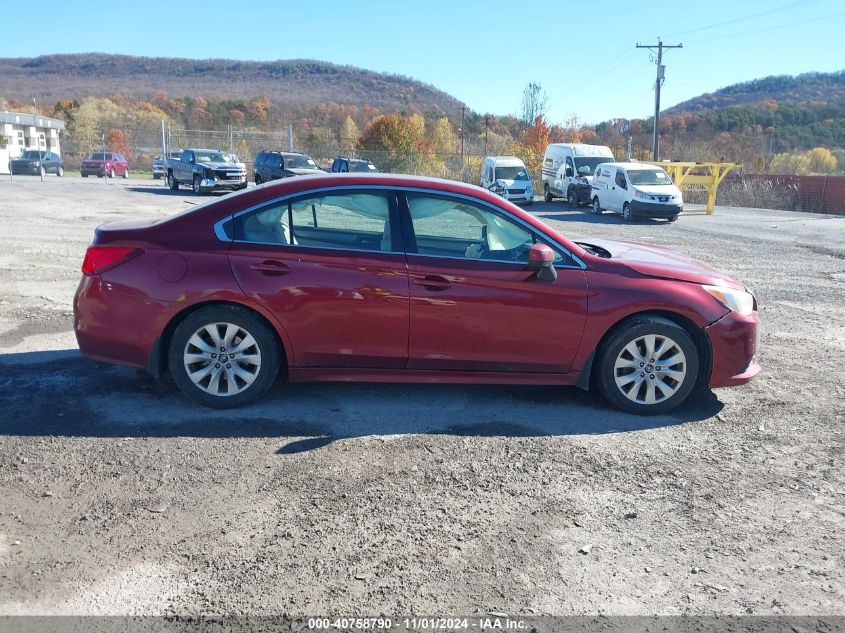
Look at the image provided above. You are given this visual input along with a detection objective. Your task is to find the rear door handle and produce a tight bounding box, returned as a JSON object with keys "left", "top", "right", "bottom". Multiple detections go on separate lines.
{"left": 249, "top": 260, "right": 291, "bottom": 275}
{"left": 414, "top": 275, "right": 452, "bottom": 290}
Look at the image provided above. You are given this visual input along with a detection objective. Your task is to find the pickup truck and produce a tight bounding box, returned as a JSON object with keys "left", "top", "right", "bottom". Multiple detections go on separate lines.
{"left": 166, "top": 149, "right": 247, "bottom": 194}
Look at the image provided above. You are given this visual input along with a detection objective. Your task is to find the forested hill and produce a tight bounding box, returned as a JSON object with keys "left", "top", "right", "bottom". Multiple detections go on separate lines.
{"left": 0, "top": 53, "right": 464, "bottom": 117}
{"left": 666, "top": 71, "right": 845, "bottom": 113}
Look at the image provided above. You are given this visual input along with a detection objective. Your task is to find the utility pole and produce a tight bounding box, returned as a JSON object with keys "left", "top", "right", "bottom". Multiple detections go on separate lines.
{"left": 636, "top": 38, "right": 682, "bottom": 161}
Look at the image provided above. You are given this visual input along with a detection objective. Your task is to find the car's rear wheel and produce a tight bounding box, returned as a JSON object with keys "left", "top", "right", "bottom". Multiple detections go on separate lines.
{"left": 122, "top": 168, "right": 129, "bottom": 179}
{"left": 254, "top": 174, "right": 262, "bottom": 185}
{"left": 192, "top": 175, "right": 202, "bottom": 195}
{"left": 169, "top": 306, "right": 281, "bottom": 409}
{"left": 168, "top": 174, "right": 178, "bottom": 190}
{"left": 592, "top": 197, "right": 603, "bottom": 215}
{"left": 623, "top": 203, "right": 633, "bottom": 222}
{"left": 596, "top": 316, "right": 699, "bottom": 415}
{"left": 567, "top": 188, "right": 578, "bottom": 208}
{"left": 57, "top": 166, "right": 64, "bottom": 177}
{"left": 543, "top": 184, "right": 553, "bottom": 203}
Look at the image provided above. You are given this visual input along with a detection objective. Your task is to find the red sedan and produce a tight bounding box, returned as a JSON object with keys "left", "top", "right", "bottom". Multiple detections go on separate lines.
{"left": 73, "top": 174, "right": 759, "bottom": 415}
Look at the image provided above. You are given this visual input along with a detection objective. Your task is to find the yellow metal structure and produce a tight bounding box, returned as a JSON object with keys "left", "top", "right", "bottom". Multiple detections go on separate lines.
{"left": 645, "top": 161, "right": 741, "bottom": 215}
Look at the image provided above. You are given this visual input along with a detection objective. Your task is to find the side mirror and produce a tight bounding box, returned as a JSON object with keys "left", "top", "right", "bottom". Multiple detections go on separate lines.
{"left": 528, "top": 243, "right": 557, "bottom": 281}
{"left": 565, "top": 168, "right": 573, "bottom": 178}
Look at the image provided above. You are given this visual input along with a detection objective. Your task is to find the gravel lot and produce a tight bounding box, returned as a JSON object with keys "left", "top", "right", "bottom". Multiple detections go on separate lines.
{"left": 0, "top": 176, "right": 843, "bottom": 616}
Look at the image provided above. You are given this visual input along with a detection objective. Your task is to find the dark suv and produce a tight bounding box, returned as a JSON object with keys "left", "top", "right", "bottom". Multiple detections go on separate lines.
{"left": 253, "top": 151, "right": 322, "bottom": 184}
{"left": 330, "top": 156, "right": 378, "bottom": 173}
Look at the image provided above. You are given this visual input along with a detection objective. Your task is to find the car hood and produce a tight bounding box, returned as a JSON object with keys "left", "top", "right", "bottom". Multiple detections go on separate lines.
{"left": 632, "top": 184, "right": 681, "bottom": 197}
{"left": 496, "top": 178, "right": 531, "bottom": 188}
{"left": 287, "top": 167, "right": 325, "bottom": 175}
{"left": 581, "top": 238, "right": 744, "bottom": 289}
{"left": 198, "top": 161, "right": 244, "bottom": 170}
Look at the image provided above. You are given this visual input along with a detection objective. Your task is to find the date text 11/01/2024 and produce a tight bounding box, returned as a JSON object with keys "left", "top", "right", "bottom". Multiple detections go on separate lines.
{"left": 307, "top": 617, "right": 528, "bottom": 630}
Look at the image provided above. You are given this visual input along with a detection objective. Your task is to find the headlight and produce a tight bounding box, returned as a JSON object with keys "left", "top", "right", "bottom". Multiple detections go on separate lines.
{"left": 34, "top": 161, "right": 41, "bottom": 167}
{"left": 491, "top": 183, "right": 505, "bottom": 193}
{"left": 703, "top": 285, "right": 755, "bottom": 316}
{"left": 633, "top": 189, "right": 652, "bottom": 200}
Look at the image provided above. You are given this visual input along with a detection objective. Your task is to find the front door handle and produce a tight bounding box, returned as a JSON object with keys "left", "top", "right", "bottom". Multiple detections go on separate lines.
{"left": 414, "top": 275, "right": 452, "bottom": 290}
{"left": 249, "top": 260, "right": 291, "bottom": 275}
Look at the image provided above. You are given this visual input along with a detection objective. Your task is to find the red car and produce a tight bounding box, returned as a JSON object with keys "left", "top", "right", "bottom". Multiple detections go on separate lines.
{"left": 73, "top": 174, "right": 759, "bottom": 415}
{"left": 81, "top": 152, "right": 129, "bottom": 179}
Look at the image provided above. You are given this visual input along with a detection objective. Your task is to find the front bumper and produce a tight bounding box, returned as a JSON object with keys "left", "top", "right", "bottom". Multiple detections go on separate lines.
{"left": 496, "top": 190, "right": 534, "bottom": 203}
{"left": 630, "top": 200, "right": 683, "bottom": 218}
{"left": 10, "top": 162, "right": 41, "bottom": 174}
{"left": 200, "top": 175, "right": 247, "bottom": 191}
{"left": 81, "top": 165, "right": 108, "bottom": 176}
{"left": 705, "top": 310, "right": 761, "bottom": 387}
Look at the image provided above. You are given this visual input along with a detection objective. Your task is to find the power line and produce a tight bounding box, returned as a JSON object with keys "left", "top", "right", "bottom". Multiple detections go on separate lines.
{"left": 664, "top": 0, "right": 821, "bottom": 37}
{"left": 686, "top": 10, "right": 845, "bottom": 43}
{"left": 636, "top": 39, "right": 682, "bottom": 161}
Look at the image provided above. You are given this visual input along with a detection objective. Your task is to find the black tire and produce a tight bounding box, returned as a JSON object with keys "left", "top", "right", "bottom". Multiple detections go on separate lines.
{"left": 254, "top": 174, "right": 262, "bottom": 185}
{"left": 668, "top": 215, "right": 678, "bottom": 222}
{"left": 81, "top": 173, "right": 88, "bottom": 178}
{"left": 623, "top": 203, "right": 633, "bottom": 222}
{"left": 168, "top": 305, "right": 282, "bottom": 409}
{"left": 192, "top": 175, "right": 202, "bottom": 195}
{"left": 153, "top": 173, "right": 161, "bottom": 180}
{"left": 109, "top": 168, "right": 115, "bottom": 178}
{"left": 122, "top": 169, "right": 129, "bottom": 179}
{"left": 592, "top": 197, "right": 603, "bottom": 215}
{"left": 595, "top": 315, "right": 700, "bottom": 415}
{"left": 57, "top": 166, "right": 64, "bottom": 177}
{"left": 168, "top": 173, "right": 179, "bottom": 190}
{"left": 567, "top": 188, "right": 578, "bottom": 208}
{"left": 543, "top": 184, "right": 553, "bottom": 203}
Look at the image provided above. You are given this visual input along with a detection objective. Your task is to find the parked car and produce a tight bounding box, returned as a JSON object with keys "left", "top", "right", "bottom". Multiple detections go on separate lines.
{"left": 9, "top": 150, "right": 64, "bottom": 176}
{"left": 74, "top": 173, "right": 759, "bottom": 415}
{"left": 166, "top": 149, "right": 247, "bottom": 194}
{"left": 591, "top": 162, "right": 684, "bottom": 222}
{"left": 253, "top": 151, "right": 322, "bottom": 184}
{"left": 81, "top": 152, "right": 129, "bottom": 179}
{"left": 330, "top": 156, "right": 378, "bottom": 173}
{"left": 480, "top": 156, "right": 533, "bottom": 205}
{"left": 152, "top": 151, "right": 181, "bottom": 179}
{"left": 542, "top": 143, "right": 614, "bottom": 206}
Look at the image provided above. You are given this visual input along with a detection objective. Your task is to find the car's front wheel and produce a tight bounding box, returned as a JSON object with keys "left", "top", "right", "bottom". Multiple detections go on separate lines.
{"left": 192, "top": 175, "right": 202, "bottom": 195}
{"left": 596, "top": 316, "right": 699, "bottom": 415}
{"left": 168, "top": 306, "right": 281, "bottom": 408}
{"left": 623, "top": 203, "right": 633, "bottom": 222}
{"left": 567, "top": 188, "right": 578, "bottom": 208}
{"left": 109, "top": 168, "right": 116, "bottom": 178}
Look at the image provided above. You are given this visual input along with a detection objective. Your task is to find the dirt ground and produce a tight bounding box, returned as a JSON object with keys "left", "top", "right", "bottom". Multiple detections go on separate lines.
{"left": 0, "top": 176, "right": 843, "bottom": 616}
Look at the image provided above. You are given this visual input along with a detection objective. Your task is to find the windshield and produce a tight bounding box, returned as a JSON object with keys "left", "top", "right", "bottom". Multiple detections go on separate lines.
{"left": 628, "top": 169, "right": 673, "bottom": 186}
{"left": 573, "top": 156, "right": 611, "bottom": 175}
{"left": 495, "top": 166, "right": 529, "bottom": 181}
{"left": 286, "top": 155, "right": 319, "bottom": 169}
{"left": 87, "top": 153, "right": 110, "bottom": 161}
{"left": 349, "top": 161, "right": 377, "bottom": 172}
{"left": 21, "top": 151, "right": 44, "bottom": 159}
{"left": 194, "top": 151, "right": 233, "bottom": 163}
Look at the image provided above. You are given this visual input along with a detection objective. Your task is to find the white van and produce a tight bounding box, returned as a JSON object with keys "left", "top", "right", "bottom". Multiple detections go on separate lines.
{"left": 590, "top": 162, "right": 683, "bottom": 222}
{"left": 541, "top": 143, "right": 614, "bottom": 205}
{"left": 480, "top": 156, "right": 534, "bottom": 205}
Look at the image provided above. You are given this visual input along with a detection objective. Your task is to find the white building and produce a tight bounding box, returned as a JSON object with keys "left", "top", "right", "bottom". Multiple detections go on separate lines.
{"left": 1, "top": 111, "right": 66, "bottom": 174}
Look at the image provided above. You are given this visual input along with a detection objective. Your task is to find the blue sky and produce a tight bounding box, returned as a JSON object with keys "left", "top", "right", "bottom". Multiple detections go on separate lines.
{"left": 3, "top": 0, "right": 843, "bottom": 125}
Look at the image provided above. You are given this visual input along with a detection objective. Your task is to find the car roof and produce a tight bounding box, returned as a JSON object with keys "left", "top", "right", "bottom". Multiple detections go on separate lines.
{"left": 598, "top": 161, "right": 663, "bottom": 169}
{"left": 485, "top": 156, "right": 525, "bottom": 166}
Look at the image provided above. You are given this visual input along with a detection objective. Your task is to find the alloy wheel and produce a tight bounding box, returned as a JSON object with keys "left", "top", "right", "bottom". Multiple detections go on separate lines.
{"left": 183, "top": 322, "right": 262, "bottom": 397}
{"left": 613, "top": 334, "right": 687, "bottom": 405}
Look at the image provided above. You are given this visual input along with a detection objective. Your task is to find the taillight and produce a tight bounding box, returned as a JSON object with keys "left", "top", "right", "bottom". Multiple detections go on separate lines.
{"left": 81, "top": 246, "right": 142, "bottom": 275}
